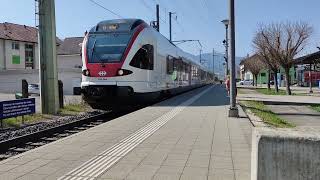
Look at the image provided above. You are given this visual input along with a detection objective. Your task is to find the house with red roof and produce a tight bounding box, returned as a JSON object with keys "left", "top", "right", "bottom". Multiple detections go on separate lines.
{"left": 0, "top": 22, "right": 40, "bottom": 70}
{"left": 57, "top": 37, "right": 83, "bottom": 70}
{"left": 0, "top": 22, "right": 65, "bottom": 70}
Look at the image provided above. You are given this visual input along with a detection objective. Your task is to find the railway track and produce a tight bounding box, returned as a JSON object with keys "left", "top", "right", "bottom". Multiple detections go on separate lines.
{"left": 0, "top": 111, "right": 130, "bottom": 161}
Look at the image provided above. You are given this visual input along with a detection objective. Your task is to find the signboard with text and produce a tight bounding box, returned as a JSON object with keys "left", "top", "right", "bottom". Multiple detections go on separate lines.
{"left": 0, "top": 98, "right": 35, "bottom": 119}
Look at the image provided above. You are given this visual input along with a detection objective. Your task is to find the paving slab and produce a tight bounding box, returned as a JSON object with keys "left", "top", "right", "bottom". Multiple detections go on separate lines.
{"left": 0, "top": 85, "right": 252, "bottom": 180}
{"left": 94, "top": 85, "right": 252, "bottom": 180}
{"left": 267, "top": 104, "right": 320, "bottom": 130}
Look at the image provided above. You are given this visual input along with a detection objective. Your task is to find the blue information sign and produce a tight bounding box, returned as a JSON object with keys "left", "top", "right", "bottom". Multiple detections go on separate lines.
{"left": 0, "top": 98, "right": 35, "bottom": 120}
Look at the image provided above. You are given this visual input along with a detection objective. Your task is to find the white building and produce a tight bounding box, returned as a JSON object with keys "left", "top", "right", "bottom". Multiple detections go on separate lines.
{"left": 0, "top": 22, "right": 39, "bottom": 70}
{"left": 0, "top": 22, "right": 84, "bottom": 95}
{"left": 57, "top": 37, "right": 83, "bottom": 69}
{"left": 0, "top": 22, "right": 84, "bottom": 71}
{"left": 239, "top": 61, "right": 253, "bottom": 80}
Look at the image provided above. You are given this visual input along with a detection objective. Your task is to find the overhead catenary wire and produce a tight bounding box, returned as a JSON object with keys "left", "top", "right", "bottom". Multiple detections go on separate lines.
{"left": 149, "top": 0, "right": 212, "bottom": 57}
{"left": 88, "top": 0, "right": 123, "bottom": 19}
{"left": 173, "top": 17, "right": 185, "bottom": 33}
{"left": 141, "top": 0, "right": 166, "bottom": 24}
{"left": 151, "top": 0, "right": 168, "bottom": 23}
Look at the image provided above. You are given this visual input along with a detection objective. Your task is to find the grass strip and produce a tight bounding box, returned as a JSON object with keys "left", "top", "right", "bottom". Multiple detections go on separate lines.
{"left": 310, "top": 104, "right": 320, "bottom": 112}
{"left": 240, "top": 100, "right": 295, "bottom": 128}
{"left": 3, "top": 114, "right": 51, "bottom": 128}
{"left": 58, "top": 103, "right": 89, "bottom": 115}
{"left": 255, "top": 88, "right": 288, "bottom": 95}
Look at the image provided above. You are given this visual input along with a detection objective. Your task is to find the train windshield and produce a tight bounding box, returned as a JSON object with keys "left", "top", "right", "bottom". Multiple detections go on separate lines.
{"left": 87, "top": 33, "right": 131, "bottom": 63}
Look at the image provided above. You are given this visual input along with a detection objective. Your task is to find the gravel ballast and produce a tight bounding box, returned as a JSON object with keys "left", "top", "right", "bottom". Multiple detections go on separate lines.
{"left": 0, "top": 111, "right": 102, "bottom": 142}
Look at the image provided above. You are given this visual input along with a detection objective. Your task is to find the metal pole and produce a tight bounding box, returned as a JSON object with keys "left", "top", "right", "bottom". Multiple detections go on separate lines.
{"left": 228, "top": 0, "right": 239, "bottom": 117}
{"left": 309, "top": 63, "right": 313, "bottom": 93}
{"left": 156, "top": 4, "right": 160, "bottom": 32}
{"left": 169, "top": 12, "right": 172, "bottom": 42}
{"left": 200, "top": 49, "right": 202, "bottom": 64}
{"left": 38, "top": 0, "right": 59, "bottom": 114}
{"left": 225, "top": 25, "right": 229, "bottom": 77}
{"left": 213, "top": 48, "right": 215, "bottom": 78}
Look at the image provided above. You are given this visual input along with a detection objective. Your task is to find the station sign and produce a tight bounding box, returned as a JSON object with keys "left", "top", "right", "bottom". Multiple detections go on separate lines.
{"left": 0, "top": 98, "right": 36, "bottom": 120}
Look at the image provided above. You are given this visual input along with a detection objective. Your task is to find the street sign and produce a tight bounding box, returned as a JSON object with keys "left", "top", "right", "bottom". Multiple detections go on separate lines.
{"left": 0, "top": 98, "right": 35, "bottom": 120}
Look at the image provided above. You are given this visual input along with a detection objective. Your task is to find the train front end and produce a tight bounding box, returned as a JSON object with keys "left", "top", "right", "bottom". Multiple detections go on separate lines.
{"left": 81, "top": 19, "right": 147, "bottom": 109}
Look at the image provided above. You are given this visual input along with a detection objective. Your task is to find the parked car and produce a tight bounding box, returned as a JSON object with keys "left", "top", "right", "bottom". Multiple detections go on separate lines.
{"left": 28, "top": 84, "right": 40, "bottom": 95}
{"left": 239, "top": 79, "right": 253, "bottom": 85}
{"left": 269, "top": 80, "right": 275, "bottom": 85}
{"left": 72, "top": 78, "right": 81, "bottom": 95}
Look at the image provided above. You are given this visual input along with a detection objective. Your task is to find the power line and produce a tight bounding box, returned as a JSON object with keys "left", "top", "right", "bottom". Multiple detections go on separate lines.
{"left": 141, "top": 0, "right": 166, "bottom": 23}
{"left": 152, "top": 0, "right": 168, "bottom": 17}
{"left": 140, "top": 0, "right": 153, "bottom": 13}
{"left": 173, "top": 16, "right": 185, "bottom": 33}
{"left": 89, "top": 0, "right": 123, "bottom": 19}
{"left": 202, "top": 0, "right": 211, "bottom": 21}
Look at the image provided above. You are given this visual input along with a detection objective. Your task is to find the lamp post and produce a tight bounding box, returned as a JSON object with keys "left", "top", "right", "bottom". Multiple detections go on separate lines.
{"left": 309, "top": 47, "right": 320, "bottom": 93}
{"left": 221, "top": 19, "right": 229, "bottom": 79}
{"left": 228, "top": 0, "right": 239, "bottom": 117}
{"left": 169, "top": 12, "right": 176, "bottom": 42}
{"left": 309, "top": 63, "right": 313, "bottom": 93}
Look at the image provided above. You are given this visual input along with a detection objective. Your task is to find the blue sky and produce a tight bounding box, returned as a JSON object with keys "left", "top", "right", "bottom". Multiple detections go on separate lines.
{"left": 1, "top": 0, "right": 319, "bottom": 57}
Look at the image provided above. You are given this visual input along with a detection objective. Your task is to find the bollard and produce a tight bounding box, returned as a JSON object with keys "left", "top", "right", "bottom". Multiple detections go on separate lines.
{"left": 22, "top": 79, "right": 29, "bottom": 98}
{"left": 58, "top": 80, "right": 64, "bottom": 109}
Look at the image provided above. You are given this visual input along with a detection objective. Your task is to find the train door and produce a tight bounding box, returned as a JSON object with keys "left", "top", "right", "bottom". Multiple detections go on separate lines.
{"left": 152, "top": 42, "right": 161, "bottom": 89}
{"left": 188, "top": 63, "right": 192, "bottom": 85}
{"left": 159, "top": 53, "right": 167, "bottom": 89}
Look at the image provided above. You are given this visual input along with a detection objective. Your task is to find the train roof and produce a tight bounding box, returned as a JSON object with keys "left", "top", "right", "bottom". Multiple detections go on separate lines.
{"left": 89, "top": 19, "right": 212, "bottom": 74}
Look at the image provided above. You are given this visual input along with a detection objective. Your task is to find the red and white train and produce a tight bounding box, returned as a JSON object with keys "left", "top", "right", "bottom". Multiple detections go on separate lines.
{"left": 81, "top": 19, "right": 213, "bottom": 109}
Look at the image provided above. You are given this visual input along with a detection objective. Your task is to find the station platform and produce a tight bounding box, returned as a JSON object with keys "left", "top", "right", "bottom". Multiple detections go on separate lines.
{"left": 0, "top": 85, "right": 252, "bottom": 180}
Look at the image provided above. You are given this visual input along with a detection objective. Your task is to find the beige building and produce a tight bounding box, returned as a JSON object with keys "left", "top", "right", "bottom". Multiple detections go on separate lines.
{"left": 0, "top": 22, "right": 39, "bottom": 70}
{"left": 0, "top": 22, "right": 84, "bottom": 71}
{"left": 57, "top": 37, "right": 83, "bottom": 69}
{"left": 0, "top": 22, "right": 84, "bottom": 95}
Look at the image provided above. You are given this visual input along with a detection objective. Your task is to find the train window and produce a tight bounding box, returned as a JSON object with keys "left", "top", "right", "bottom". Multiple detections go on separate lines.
{"left": 173, "top": 58, "right": 182, "bottom": 71}
{"left": 166, "top": 55, "right": 174, "bottom": 74}
{"left": 87, "top": 34, "right": 131, "bottom": 63}
{"left": 186, "top": 64, "right": 191, "bottom": 73}
{"left": 192, "top": 66, "right": 199, "bottom": 78}
{"left": 183, "top": 62, "right": 187, "bottom": 73}
{"left": 129, "top": 44, "right": 154, "bottom": 70}
{"left": 173, "top": 58, "right": 178, "bottom": 71}
{"left": 131, "top": 20, "right": 144, "bottom": 30}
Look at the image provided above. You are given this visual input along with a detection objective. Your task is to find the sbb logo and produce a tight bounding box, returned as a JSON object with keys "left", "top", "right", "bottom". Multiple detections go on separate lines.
{"left": 98, "top": 71, "right": 107, "bottom": 77}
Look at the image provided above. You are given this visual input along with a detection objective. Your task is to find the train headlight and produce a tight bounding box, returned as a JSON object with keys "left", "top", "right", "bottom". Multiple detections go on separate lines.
{"left": 118, "top": 69, "right": 124, "bottom": 76}
{"left": 82, "top": 69, "right": 90, "bottom": 76}
{"left": 117, "top": 69, "right": 133, "bottom": 76}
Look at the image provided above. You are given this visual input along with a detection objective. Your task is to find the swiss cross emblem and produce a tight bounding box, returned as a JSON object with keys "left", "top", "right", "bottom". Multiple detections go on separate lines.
{"left": 98, "top": 71, "right": 107, "bottom": 77}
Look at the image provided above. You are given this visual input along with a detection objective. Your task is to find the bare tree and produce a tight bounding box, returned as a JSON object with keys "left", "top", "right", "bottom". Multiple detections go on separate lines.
{"left": 253, "top": 32, "right": 280, "bottom": 92}
{"left": 243, "top": 54, "right": 265, "bottom": 86}
{"left": 257, "top": 22, "right": 313, "bottom": 95}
